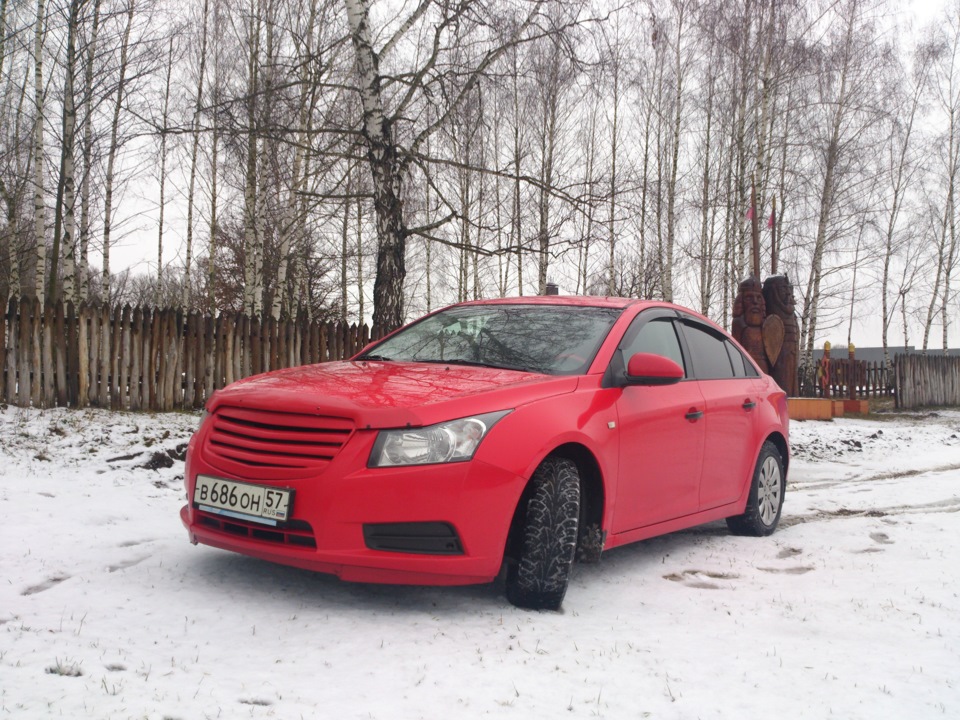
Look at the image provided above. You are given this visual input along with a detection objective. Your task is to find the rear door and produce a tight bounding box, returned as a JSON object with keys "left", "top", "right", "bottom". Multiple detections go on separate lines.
{"left": 676, "top": 318, "right": 761, "bottom": 510}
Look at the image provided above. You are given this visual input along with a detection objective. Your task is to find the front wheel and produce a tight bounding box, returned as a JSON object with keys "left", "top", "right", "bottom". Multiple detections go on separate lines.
{"left": 726, "top": 441, "right": 785, "bottom": 537}
{"left": 505, "top": 456, "right": 581, "bottom": 610}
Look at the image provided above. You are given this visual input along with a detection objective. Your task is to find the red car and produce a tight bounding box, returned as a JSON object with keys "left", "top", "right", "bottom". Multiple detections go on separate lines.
{"left": 181, "top": 296, "right": 788, "bottom": 610}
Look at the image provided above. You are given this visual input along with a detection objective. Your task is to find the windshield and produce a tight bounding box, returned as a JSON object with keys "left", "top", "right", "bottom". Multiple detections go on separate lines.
{"left": 358, "top": 304, "right": 623, "bottom": 375}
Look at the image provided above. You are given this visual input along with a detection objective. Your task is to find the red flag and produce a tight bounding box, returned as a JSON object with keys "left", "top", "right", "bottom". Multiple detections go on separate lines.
{"left": 768, "top": 211, "right": 776, "bottom": 229}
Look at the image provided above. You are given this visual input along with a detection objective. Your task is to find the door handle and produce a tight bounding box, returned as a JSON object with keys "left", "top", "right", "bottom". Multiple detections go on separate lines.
{"left": 685, "top": 409, "right": 703, "bottom": 421}
{"left": 742, "top": 400, "right": 756, "bottom": 410}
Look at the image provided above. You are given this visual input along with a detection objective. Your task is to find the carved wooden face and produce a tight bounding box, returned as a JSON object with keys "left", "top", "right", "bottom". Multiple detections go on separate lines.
{"left": 773, "top": 278, "right": 795, "bottom": 313}
{"left": 742, "top": 287, "right": 765, "bottom": 326}
{"left": 764, "top": 276, "right": 796, "bottom": 315}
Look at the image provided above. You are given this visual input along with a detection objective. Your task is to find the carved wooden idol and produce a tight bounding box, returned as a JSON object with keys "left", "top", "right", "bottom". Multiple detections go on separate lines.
{"left": 731, "top": 277, "right": 770, "bottom": 374}
{"left": 762, "top": 275, "right": 799, "bottom": 396}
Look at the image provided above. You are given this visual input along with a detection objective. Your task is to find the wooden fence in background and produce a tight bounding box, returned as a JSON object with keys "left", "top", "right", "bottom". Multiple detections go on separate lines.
{"left": 0, "top": 297, "right": 379, "bottom": 412}
{"left": 6, "top": 296, "right": 960, "bottom": 412}
{"left": 818, "top": 359, "right": 892, "bottom": 399}
{"left": 894, "top": 354, "right": 960, "bottom": 409}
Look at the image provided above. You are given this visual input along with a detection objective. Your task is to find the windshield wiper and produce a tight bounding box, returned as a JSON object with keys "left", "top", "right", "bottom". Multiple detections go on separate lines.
{"left": 359, "top": 354, "right": 393, "bottom": 361}
{"left": 413, "top": 358, "right": 531, "bottom": 372}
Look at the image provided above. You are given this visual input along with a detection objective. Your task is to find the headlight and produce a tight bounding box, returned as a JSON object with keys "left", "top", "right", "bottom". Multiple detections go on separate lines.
{"left": 369, "top": 410, "right": 511, "bottom": 467}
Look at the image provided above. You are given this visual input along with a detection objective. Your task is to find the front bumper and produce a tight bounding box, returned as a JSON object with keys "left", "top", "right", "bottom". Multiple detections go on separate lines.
{"left": 180, "top": 428, "right": 524, "bottom": 585}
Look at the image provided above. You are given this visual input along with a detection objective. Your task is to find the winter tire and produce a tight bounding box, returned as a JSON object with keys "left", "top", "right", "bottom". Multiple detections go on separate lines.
{"left": 726, "top": 440, "right": 785, "bottom": 537}
{"left": 505, "top": 456, "right": 581, "bottom": 610}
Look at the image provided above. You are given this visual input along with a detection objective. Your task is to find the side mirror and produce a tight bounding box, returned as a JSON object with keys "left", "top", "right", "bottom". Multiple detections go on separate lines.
{"left": 625, "top": 352, "right": 684, "bottom": 386}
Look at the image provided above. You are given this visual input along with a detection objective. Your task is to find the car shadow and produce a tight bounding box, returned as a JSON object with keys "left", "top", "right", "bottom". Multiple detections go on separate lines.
{"left": 180, "top": 520, "right": 735, "bottom": 613}
{"left": 184, "top": 549, "right": 506, "bottom": 615}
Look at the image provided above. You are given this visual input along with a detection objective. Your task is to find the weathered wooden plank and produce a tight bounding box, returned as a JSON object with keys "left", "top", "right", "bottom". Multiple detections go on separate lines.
{"left": 86, "top": 303, "right": 98, "bottom": 406}
{"left": 64, "top": 302, "right": 78, "bottom": 406}
{"left": 240, "top": 313, "right": 251, "bottom": 379}
{"left": 120, "top": 305, "right": 132, "bottom": 410}
{"left": 17, "top": 297, "right": 30, "bottom": 406}
{"left": 183, "top": 312, "right": 195, "bottom": 410}
{"left": 169, "top": 309, "right": 182, "bottom": 410}
{"left": 204, "top": 313, "right": 215, "bottom": 398}
{"left": 53, "top": 301, "right": 67, "bottom": 405}
{"left": 5, "top": 297, "right": 18, "bottom": 403}
{"left": 248, "top": 316, "right": 260, "bottom": 377}
{"left": 286, "top": 319, "right": 296, "bottom": 368}
{"left": 224, "top": 313, "right": 235, "bottom": 386}
{"left": 193, "top": 311, "right": 205, "bottom": 409}
{"left": 272, "top": 317, "right": 281, "bottom": 369}
{"left": 0, "top": 298, "right": 6, "bottom": 403}
{"left": 129, "top": 307, "right": 142, "bottom": 411}
{"left": 41, "top": 302, "right": 55, "bottom": 407}
{"left": 30, "top": 297, "right": 42, "bottom": 406}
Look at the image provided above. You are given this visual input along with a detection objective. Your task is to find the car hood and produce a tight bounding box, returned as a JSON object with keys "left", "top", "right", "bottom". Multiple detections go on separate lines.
{"left": 207, "top": 361, "right": 579, "bottom": 429}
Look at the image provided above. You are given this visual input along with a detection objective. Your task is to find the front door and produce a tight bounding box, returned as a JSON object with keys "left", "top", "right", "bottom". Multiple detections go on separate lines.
{"left": 610, "top": 314, "right": 706, "bottom": 533}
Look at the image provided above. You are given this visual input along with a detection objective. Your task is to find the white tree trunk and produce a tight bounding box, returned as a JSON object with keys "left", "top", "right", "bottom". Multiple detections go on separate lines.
{"left": 183, "top": 0, "right": 211, "bottom": 310}
{"left": 78, "top": 0, "right": 101, "bottom": 304}
{"left": 101, "top": 0, "right": 135, "bottom": 302}
{"left": 32, "top": 0, "right": 45, "bottom": 301}
{"left": 344, "top": 0, "right": 409, "bottom": 331}
{"left": 157, "top": 35, "right": 173, "bottom": 304}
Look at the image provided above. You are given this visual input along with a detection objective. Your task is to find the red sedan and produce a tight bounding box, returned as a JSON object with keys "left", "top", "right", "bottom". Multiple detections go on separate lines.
{"left": 181, "top": 296, "right": 789, "bottom": 610}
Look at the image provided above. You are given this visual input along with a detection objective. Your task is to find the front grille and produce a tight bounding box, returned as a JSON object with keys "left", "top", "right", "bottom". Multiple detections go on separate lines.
{"left": 204, "top": 406, "right": 354, "bottom": 480}
{"left": 197, "top": 512, "right": 317, "bottom": 549}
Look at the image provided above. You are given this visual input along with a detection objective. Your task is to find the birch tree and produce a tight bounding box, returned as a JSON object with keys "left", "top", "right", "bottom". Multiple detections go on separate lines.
{"left": 342, "top": 0, "right": 562, "bottom": 331}
{"left": 100, "top": 0, "right": 135, "bottom": 301}
{"left": 33, "top": 0, "right": 46, "bottom": 300}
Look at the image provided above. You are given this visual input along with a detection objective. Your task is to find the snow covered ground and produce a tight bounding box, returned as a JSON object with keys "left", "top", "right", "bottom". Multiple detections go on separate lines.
{"left": 1, "top": 404, "right": 958, "bottom": 719}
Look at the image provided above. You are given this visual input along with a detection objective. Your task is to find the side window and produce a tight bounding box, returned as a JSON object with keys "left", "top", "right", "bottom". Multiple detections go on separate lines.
{"left": 725, "top": 340, "right": 759, "bottom": 378}
{"left": 620, "top": 317, "right": 686, "bottom": 375}
{"left": 681, "top": 323, "right": 735, "bottom": 379}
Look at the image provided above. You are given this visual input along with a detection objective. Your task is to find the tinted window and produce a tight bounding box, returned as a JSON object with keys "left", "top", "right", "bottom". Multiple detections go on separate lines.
{"left": 725, "top": 341, "right": 746, "bottom": 377}
{"left": 620, "top": 317, "right": 686, "bottom": 375}
{"left": 682, "top": 323, "right": 735, "bottom": 379}
{"left": 725, "top": 340, "right": 759, "bottom": 378}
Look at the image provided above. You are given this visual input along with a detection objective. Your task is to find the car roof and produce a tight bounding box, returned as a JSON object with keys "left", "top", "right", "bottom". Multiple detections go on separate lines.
{"left": 451, "top": 295, "right": 646, "bottom": 310}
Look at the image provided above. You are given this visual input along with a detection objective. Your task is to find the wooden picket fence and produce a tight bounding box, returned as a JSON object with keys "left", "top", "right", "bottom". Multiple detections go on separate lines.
{"left": 0, "top": 297, "right": 379, "bottom": 412}
{"left": 818, "top": 359, "right": 892, "bottom": 399}
{"left": 894, "top": 353, "right": 960, "bottom": 409}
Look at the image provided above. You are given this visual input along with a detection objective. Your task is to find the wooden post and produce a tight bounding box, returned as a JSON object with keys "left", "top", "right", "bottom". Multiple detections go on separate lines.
{"left": 85, "top": 303, "right": 97, "bottom": 406}
{"left": 98, "top": 304, "right": 110, "bottom": 407}
{"left": 41, "top": 302, "right": 59, "bottom": 407}
{"left": 4, "top": 298, "right": 17, "bottom": 403}
{"left": 250, "top": 315, "right": 261, "bottom": 376}
{"left": 120, "top": 305, "right": 132, "bottom": 409}
{"left": 30, "top": 297, "right": 42, "bottom": 406}
{"left": 0, "top": 299, "right": 6, "bottom": 403}
{"left": 64, "top": 301, "right": 77, "bottom": 406}
{"left": 203, "top": 313, "right": 214, "bottom": 399}
{"left": 17, "top": 296, "right": 30, "bottom": 406}
{"left": 130, "top": 307, "right": 142, "bottom": 411}
{"left": 109, "top": 305, "right": 121, "bottom": 410}
{"left": 149, "top": 308, "right": 162, "bottom": 410}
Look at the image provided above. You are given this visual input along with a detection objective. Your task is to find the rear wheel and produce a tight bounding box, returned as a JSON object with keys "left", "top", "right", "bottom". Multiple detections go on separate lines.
{"left": 726, "top": 441, "right": 784, "bottom": 536}
{"left": 505, "top": 456, "right": 581, "bottom": 610}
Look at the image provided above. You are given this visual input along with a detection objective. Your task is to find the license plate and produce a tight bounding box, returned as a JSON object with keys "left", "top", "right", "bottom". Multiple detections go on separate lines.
{"left": 194, "top": 475, "right": 293, "bottom": 526}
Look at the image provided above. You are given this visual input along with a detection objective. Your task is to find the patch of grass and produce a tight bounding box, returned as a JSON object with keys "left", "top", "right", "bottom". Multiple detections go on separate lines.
{"left": 46, "top": 658, "right": 83, "bottom": 677}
